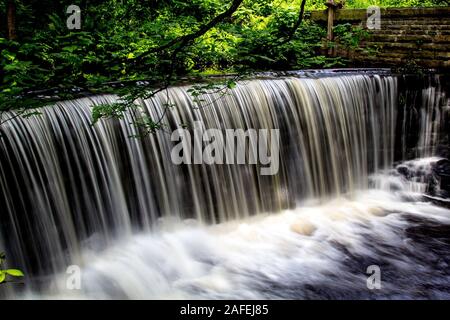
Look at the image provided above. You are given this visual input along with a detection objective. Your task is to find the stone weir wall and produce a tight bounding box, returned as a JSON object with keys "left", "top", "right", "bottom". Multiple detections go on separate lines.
{"left": 310, "top": 7, "right": 450, "bottom": 70}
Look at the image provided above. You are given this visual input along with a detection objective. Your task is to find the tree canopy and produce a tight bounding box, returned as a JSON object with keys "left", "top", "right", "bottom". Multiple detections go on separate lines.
{"left": 0, "top": 0, "right": 448, "bottom": 127}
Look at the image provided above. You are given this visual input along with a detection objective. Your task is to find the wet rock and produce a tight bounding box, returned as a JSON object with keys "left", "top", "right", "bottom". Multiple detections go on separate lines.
{"left": 432, "top": 159, "right": 450, "bottom": 196}
{"left": 397, "top": 165, "right": 410, "bottom": 178}
{"left": 433, "top": 159, "right": 450, "bottom": 176}
{"left": 368, "top": 206, "right": 389, "bottom": 217}
{"left": 291, "top": 220, "right": 316, "bottom": 236}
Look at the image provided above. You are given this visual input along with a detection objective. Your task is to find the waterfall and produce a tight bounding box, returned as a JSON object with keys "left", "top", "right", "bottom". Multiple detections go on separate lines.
{"left": 0, "top": 72, "right": 448, "bottom": 299}
{"left": 398, "top": 74, "right": 450, "bottom": 160}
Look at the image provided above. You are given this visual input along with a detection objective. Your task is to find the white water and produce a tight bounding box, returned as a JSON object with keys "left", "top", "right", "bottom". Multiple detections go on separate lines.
{"left": 1, "top": 72, "right": 449, "bottom": 299}
{"left": 18, "top": 158, "right": 450, "bottom": 299}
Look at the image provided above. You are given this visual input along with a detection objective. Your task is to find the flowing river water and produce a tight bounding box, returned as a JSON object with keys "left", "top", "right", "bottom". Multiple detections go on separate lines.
{"left": 1, "top": 70, "right": 449, "bottom": 299}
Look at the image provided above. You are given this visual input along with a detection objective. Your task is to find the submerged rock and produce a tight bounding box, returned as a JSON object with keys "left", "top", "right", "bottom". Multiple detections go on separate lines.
{"left": 291, "top": 220, "right": 317, "bottom": 236}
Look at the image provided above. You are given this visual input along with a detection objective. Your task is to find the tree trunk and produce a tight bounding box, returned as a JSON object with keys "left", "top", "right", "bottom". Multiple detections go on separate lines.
{"left": 278, "top": 0, "right": 307, "bottom": 45}
{"left": 7, "top": 0, "right": 17, "bottom": 40}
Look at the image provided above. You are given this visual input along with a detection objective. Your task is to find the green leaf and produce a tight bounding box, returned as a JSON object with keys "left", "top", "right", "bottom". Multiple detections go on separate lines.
{"left": 0, "top": 271, "right": 5, "bottom": 283}
{"left": 227, "top": 81, "right": 236, "bottom": 89}
{"left": 5, "top": 269, "right": 24, "bottom": 277}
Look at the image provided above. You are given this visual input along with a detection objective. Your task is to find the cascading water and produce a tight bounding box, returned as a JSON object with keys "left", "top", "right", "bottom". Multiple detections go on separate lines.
{"left": 0, "top": 71, "right": 449, "bottom": 299}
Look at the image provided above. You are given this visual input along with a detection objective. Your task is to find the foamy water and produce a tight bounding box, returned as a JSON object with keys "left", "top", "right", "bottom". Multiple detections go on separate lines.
{"left": 2, "top": 73, "right": 448, "bottom": 300}
{"left": 17, "top": 158, "right": 450, "bottom": 300}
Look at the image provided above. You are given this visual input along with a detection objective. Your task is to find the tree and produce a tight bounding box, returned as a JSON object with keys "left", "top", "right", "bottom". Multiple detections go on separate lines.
{"left": 3, "top": 0, "right": 411, "bottom": 128}
{"left": 280, "top": 0, "right": 307, "bottom": 44}
{"left": 91, "top": 0, "right": 246, "bottom": 132}
{"left": 6, "top": 0, "right": 16, "bottom": 40}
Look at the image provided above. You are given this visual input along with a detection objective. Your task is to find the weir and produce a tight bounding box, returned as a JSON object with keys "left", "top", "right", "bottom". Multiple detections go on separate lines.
{"left": 0, "top": 70, "right": 449, "bottom": 298}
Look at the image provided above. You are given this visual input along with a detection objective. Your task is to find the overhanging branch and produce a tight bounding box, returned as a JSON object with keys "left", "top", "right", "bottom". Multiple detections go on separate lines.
{"left": 137, "top": 0, "right": 243, "bottom": 60}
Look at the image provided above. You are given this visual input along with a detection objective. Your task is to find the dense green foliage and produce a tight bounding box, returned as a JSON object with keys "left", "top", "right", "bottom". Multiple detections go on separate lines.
{"left": 0, "top": 1, "right": 327, "bottom": 113}
{"left": 0, "top": 0, "right": 448, "bottom": 125}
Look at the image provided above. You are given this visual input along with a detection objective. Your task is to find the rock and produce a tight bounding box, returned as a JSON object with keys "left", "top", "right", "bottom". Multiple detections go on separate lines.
{"left": 368, "top": 206, "right": 388, "bottom": 217}
{"left": 432, "top": 159, "right": 450, "bottom": 195}
{"left": 433, "top": 159, "right": 450, "bottom": 176}
{"left": 397, "top": 165, "right": 410, "bottom": 178}
{"left": 291, "top": 220, "right": 317, "bottom": 236}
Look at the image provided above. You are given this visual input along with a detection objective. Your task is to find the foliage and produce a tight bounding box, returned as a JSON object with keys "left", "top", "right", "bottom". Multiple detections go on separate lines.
{"left": 0, "top": 252, "right": 24, "bottom": 284}
{"left": 330, "top": 23, "right": 376, "bottom": 59}
{"left": 334, "top": 24, "right": 370, "bottom": 49}
{"left": 0, "top": 0, "right": 332, "bottom": 127}
{"left": 1, "top": 0, "right": 447, "bottom": 128}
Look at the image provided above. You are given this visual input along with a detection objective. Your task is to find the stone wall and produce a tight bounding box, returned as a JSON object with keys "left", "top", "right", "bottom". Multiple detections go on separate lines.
{"left": 310, "top": 7, "right": 450, "bottom": 70}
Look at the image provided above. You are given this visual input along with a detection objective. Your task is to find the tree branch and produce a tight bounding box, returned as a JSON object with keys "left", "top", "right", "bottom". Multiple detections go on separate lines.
{"left": 138, "top": 0, "right": 243, "bottom": 60}
{"left": 279, "top": 0, "right": 307, "bottom": 45}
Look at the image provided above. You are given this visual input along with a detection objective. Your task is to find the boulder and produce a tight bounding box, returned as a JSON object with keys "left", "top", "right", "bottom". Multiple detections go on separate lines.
{"left": 291, "top": 220, "right": 317, "bottom": 236}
